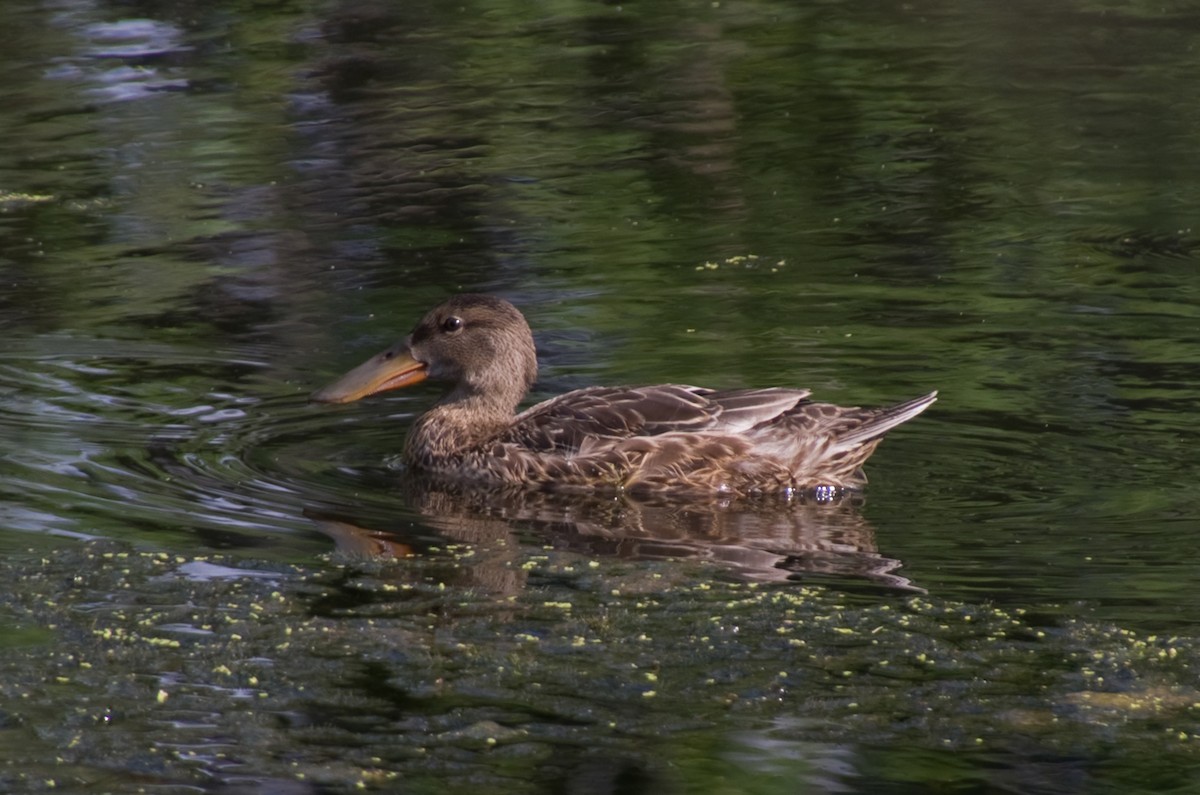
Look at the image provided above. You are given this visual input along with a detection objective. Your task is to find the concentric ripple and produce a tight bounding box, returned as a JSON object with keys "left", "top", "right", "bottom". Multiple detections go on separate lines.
{"left": 0, "top": 335, "right": 418, "bottom": 556}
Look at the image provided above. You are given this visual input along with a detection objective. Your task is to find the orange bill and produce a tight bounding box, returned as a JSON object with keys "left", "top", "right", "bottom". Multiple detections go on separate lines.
{"left": 311, "top": 345, "right": 427, "bottom": 404}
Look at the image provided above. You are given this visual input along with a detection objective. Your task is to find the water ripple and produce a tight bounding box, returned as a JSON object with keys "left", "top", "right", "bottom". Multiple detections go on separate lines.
{"left": 0, "top": 338, "right": 408, "bottom": 554}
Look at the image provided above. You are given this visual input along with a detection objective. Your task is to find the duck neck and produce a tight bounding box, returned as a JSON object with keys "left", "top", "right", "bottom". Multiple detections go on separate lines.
{"left": 403, "top": 388, "right": 517, "bottom": 468}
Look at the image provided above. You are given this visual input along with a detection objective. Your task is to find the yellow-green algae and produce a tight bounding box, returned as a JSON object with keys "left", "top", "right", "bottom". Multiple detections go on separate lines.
{"left": 2, "top": 540, "right": 1200, "bottom": 793}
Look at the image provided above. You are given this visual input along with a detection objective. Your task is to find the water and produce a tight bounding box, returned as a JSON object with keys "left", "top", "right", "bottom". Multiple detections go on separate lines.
{"left": 3, "top": 0, "right": 1200, "bottom": 791}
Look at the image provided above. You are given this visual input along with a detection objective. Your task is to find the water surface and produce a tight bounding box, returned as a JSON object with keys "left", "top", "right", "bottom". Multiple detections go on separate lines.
{"left": 3, "top": 0, "right": 1200, "bottom": 792}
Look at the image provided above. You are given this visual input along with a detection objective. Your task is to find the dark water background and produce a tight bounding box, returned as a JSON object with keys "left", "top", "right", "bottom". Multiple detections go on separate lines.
{"left": 3, "top": 1, "right": 1200, "bottom": 792}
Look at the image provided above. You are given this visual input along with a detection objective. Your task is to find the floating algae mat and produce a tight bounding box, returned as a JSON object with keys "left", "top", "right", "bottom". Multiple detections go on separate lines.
{"left": 2, "top": 541, "right": 1199, "bottom": 793}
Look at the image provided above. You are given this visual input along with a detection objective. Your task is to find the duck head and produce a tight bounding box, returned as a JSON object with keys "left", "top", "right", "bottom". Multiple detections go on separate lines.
{"left": 311, "top": 294, "right": 538, "bottom": 412}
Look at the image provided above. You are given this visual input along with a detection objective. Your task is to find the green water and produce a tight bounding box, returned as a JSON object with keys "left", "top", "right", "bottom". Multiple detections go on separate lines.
{"left": 3, "top": 0, "right": 1200, "bottom": 792}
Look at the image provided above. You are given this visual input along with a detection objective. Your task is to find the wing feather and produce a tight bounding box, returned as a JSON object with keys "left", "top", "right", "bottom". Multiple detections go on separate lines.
{"left": 502, "top": 385, "right": 813, "bottom": 453}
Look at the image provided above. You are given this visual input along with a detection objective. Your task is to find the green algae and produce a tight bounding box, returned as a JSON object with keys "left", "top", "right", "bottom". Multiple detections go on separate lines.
{"left": 3, "top": 541, "right": 1200, "bottom": 793}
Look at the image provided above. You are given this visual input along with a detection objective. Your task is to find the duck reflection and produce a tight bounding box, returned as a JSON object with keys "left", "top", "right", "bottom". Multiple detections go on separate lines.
{"left": 306, "top": 474, "right": 919, "bottom": 594}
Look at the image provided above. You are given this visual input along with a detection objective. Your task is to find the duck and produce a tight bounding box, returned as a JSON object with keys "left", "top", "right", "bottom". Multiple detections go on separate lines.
{"left": 312, "top": 294, "right": 937, "bottom": 498}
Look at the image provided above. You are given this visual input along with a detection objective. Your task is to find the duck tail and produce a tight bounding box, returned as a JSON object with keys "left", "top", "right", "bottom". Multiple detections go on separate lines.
{"left": 831, "top": 390, "right": 939, "bottom": 452}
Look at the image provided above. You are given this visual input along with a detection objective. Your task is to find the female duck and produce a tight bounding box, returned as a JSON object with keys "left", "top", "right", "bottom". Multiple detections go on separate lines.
{"left": 312, "top": 294, "right": 936, "bottom": 497}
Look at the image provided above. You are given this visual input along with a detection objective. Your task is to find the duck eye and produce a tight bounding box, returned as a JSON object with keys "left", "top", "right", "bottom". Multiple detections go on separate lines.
{"left": 441, "top": 316, "right": 463, "bottom": 333}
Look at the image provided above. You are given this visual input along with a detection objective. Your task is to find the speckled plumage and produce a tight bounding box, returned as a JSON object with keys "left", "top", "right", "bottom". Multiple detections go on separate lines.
{"left": 313, "top": 294, "right": 937, "bottom": 497}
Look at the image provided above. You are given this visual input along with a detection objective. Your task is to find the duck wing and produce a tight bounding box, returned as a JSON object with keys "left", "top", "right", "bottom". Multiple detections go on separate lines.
{"left": 501, "top": 385, "right": 813, "bottom": 454}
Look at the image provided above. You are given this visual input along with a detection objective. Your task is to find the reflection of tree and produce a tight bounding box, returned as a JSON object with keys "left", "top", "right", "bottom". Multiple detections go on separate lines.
{"left": 307, "top": 475, "right": 919, "bottom": 596}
